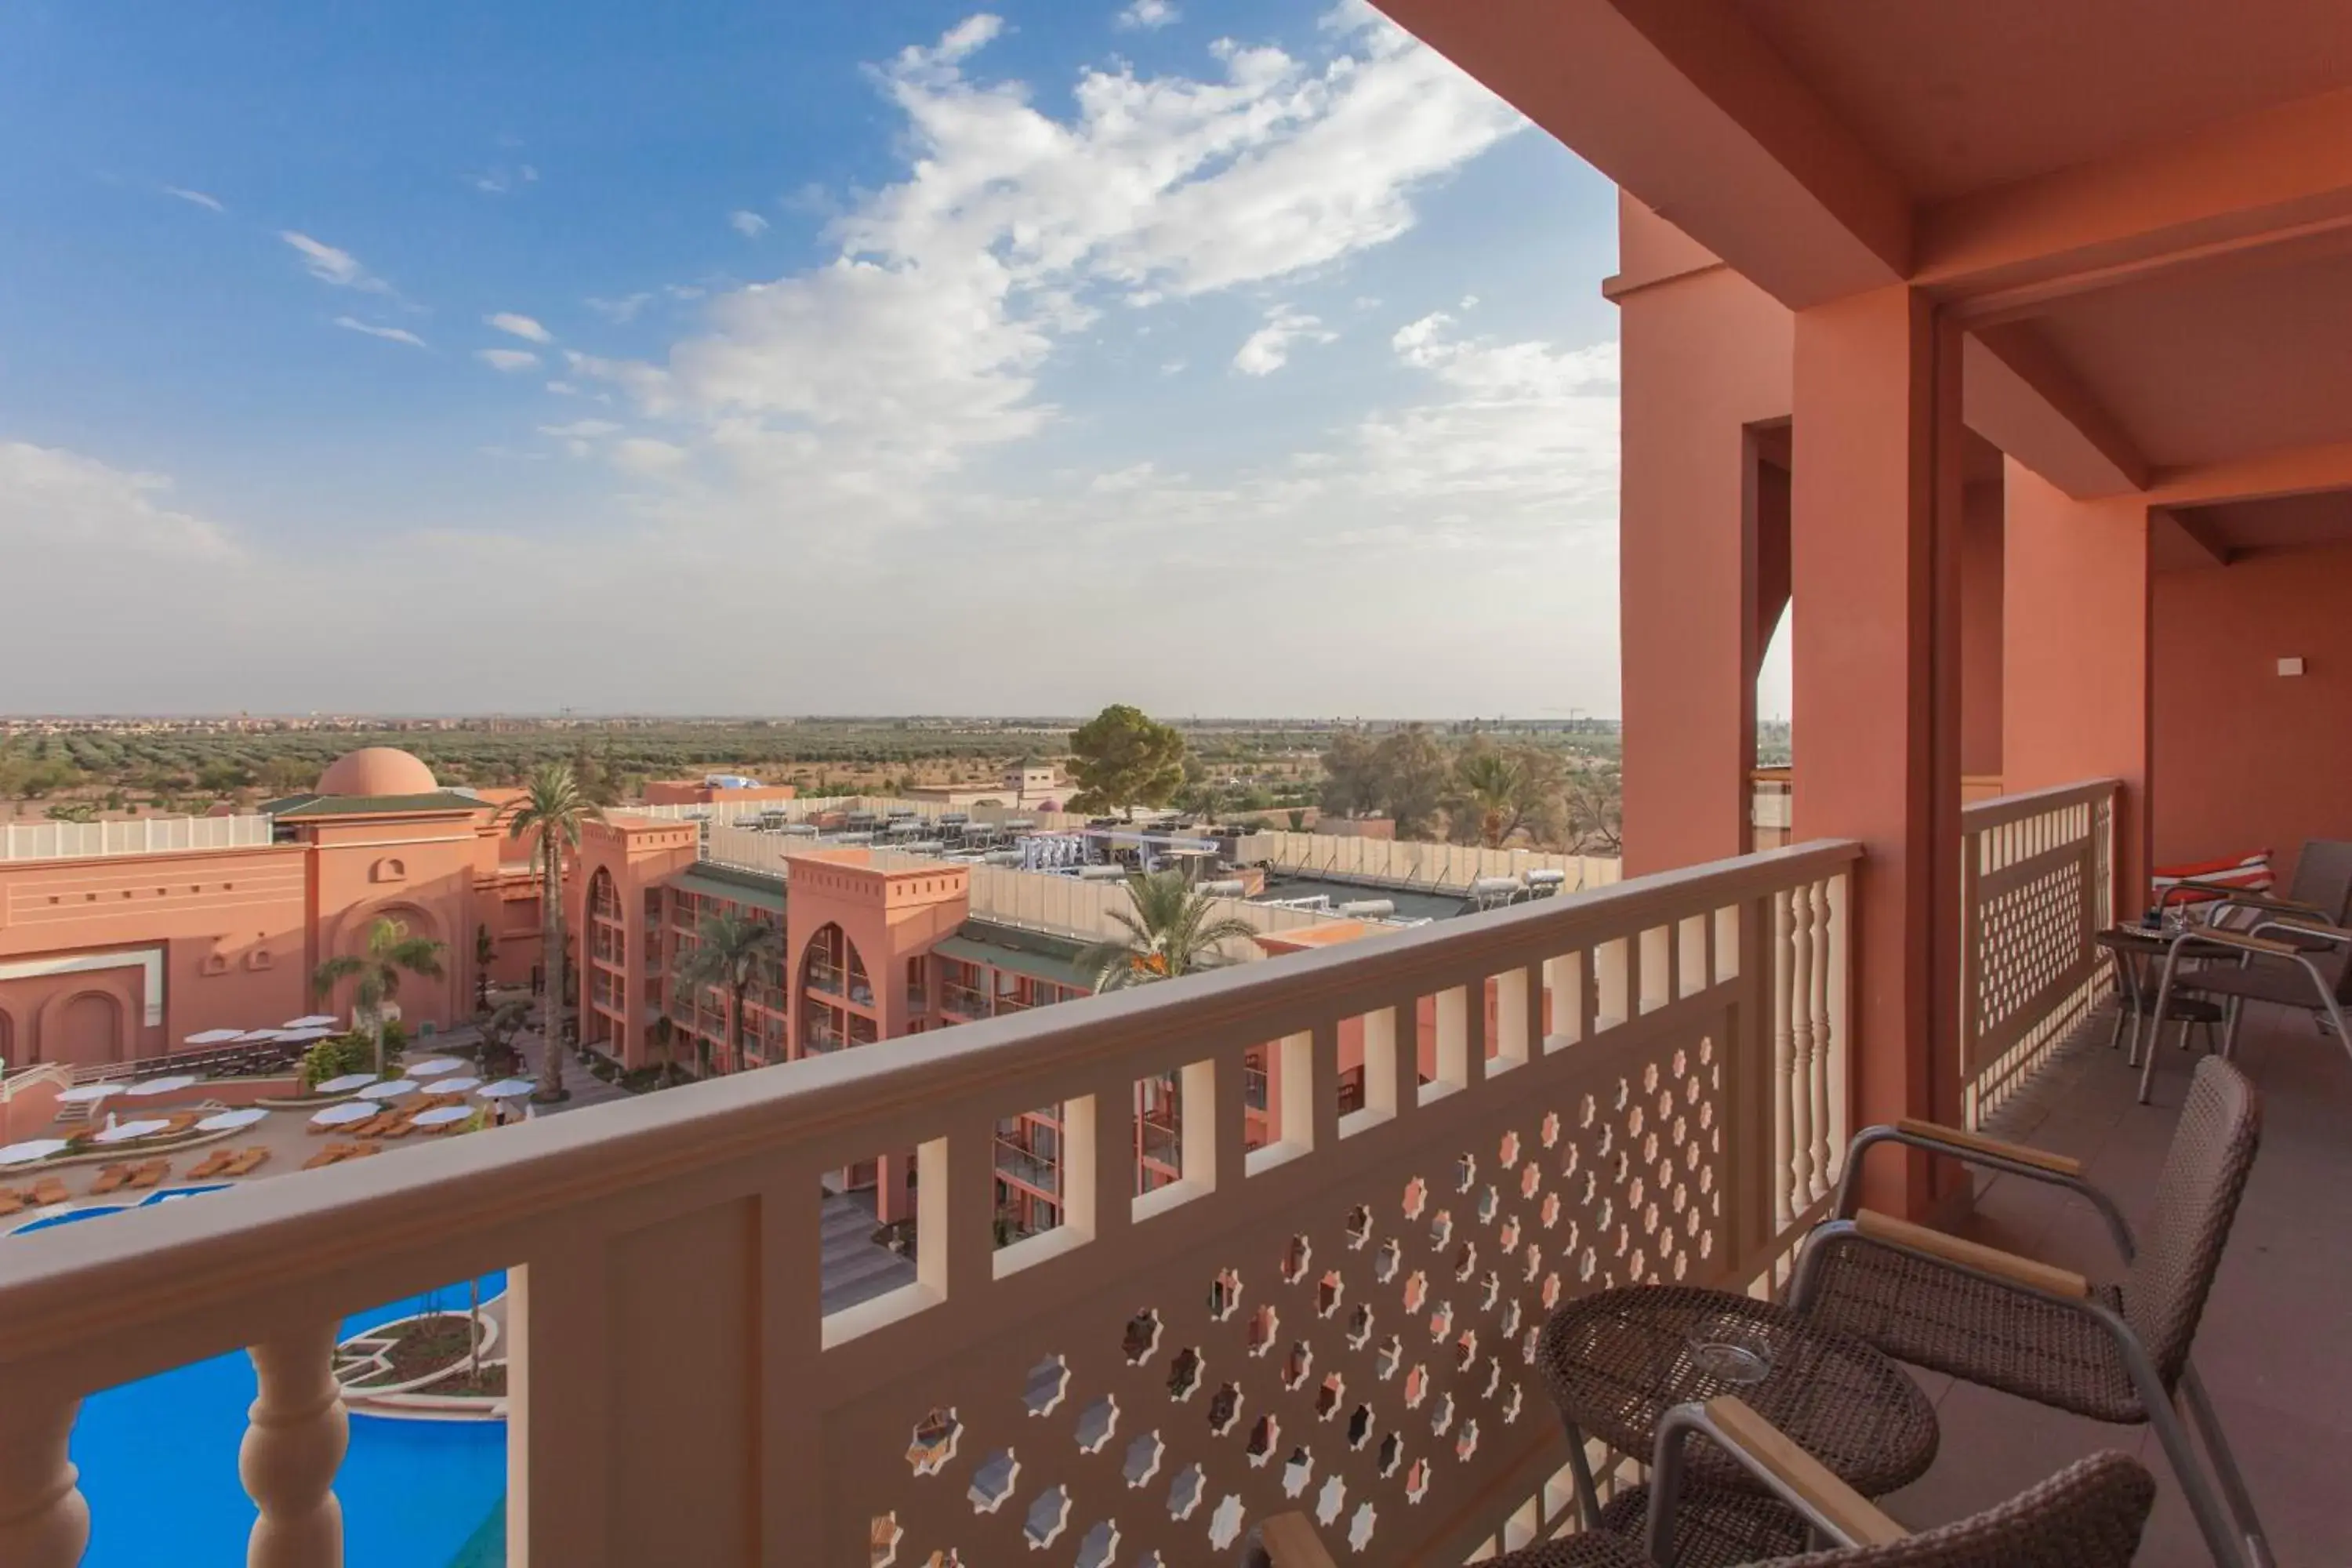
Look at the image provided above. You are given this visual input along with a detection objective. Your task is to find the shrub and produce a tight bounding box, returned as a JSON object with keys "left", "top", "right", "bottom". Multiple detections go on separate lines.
{"left": 297, "top": 1020, "right": 408, "bottom": 1088}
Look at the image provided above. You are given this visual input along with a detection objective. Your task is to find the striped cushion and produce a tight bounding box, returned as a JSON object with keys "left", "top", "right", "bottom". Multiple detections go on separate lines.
{"left": 2151, "top": 850, "right": 2274, "bottom": 910}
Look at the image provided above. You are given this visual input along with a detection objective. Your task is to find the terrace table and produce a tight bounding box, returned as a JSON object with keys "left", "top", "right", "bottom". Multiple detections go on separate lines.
{"left": 2096, "top": 925, "right": 2225, "bottom": 1066}
{"left": 1535, "top": 1285, "right": 1938, "bottom": 1531}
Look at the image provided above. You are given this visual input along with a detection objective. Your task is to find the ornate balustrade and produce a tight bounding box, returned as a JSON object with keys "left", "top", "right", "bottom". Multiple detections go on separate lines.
{"left": 1958, "top": 780, "right": 2118, "bottom": 1127}
{"left": 0, "top": 842, "right": 1857, "bottom": 1568}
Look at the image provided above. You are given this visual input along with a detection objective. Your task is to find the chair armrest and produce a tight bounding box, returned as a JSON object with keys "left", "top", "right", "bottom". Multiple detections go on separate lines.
{"left": 2252, "top": 916, "right": 2352, "bottom": 947}
{"left": 1697, "top": 1397, "right": 1907, "bottom": 1548}
{"left": 1893, "top": 1117, "right": 2082, "bottom": 1177}
{"left": 2172, "top": 927, "right": 2298, "bottom": 957}
{"left": 1254, "top": 1512, "right": 1338, "bottom": 1568}
{"left": 1853, "top": 1209, "right": 2091, "bottom": 1300}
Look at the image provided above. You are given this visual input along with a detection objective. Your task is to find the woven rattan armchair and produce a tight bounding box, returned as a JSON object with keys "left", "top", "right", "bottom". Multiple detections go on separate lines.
{"left": 1247, "top": 1399, "right": 2154, "bottom": 1568}
{"left": 1791, "top": 1057, "right": 2267, "bottom": 1568}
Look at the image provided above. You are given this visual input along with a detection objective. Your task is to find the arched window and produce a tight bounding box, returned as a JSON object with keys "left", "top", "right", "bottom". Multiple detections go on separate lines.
{"left": 588, "top": 868, "right": 621, "bottom": 920}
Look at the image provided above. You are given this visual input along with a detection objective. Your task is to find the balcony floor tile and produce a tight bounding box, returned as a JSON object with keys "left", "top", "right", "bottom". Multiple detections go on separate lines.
{"left": 1868, "top": 1000, "right": 2352, "bottom": 1566}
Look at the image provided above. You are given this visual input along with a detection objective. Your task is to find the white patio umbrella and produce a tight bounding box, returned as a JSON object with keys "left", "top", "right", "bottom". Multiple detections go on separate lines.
{"left": 183, "top": 1028, "right": 245, "bottom": 1046}
{"left": 355, "top": 1079, "right": 420, "bottom": 1101}
{"left": 314, "top": 1073, "right": 379, "bottom": 1096}
{"left": 477, "top": 1079, "right": 535, "bottom": 1099}
{"left": 91, "top": 1119, "right": 171, "bottom": 1145}
{"left": 406, "top": 1057, "right": 466, "bottom": 1078}
{"left": 310, "top": 1102, "right": 376, "bottom": 1128}
{"left": 275, "top": 1028, "right": 336, "bottom": 1045}
{"left": 195, "top": 1108, "right": 270, "bottom": 1134}
{"left": 409, "top": 1105, "right": 475, "bottom": 1128}
{"left": 125, "top": 1074, "right": 200, "bottom": 1098}
{"left": 282, "top": 1015, "right": 339, "bottom": 1029}
{"left": 233, "top": 1028, "right": 287, "bottom": 1043}
{"left": 0, "top": 1138, "right": 70, "bottom": 1167}
{"left": 56, "top": 1083, "right": 125, "bottom": 1105}
{"left": 423, "top": 1076, "right": 483, "bottom": 1095}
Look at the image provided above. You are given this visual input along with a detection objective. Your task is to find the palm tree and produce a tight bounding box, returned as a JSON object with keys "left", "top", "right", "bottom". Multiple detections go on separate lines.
{"left": 504, "top": 763, "right": 603, "bottom": 1102}
{"left": 672, "top": 913, "right": 785, "bottom": 1075}
{"left": 311, "top": 916, "right": 446, "bottom": 1076}
{"left": 1453, "top": 749, "right": 1526, "bottom": 848}
{"left": 1076, "top": 871, "right": 1261, "bottom": 993}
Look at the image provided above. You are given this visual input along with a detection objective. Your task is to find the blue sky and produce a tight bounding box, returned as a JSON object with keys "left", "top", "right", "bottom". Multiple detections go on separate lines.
{"left": 0, "top": 0, "right": 1646, "bottom": 717}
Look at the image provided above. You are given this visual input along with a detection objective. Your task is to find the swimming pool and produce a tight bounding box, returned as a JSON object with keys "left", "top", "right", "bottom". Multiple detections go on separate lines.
{"left": 9, "top": 1185, "right": 234, "bottom": 1235}
{"left": 69, "top": 1272, "right": 508, "bottom": 1567}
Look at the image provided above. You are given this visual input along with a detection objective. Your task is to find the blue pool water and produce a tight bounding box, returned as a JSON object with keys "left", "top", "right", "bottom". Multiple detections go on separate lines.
{"left": 69, "top": 1272, "right": 508, "bottom": 1567}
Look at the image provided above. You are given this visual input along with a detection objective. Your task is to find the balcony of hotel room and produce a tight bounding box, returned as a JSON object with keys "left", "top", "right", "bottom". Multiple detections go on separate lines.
{"left": 12, "top": 5, "right": 2352, "bottom": 1566}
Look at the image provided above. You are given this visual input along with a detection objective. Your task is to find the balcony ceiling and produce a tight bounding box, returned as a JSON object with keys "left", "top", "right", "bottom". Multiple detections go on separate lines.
{"left": 2030, "top": 247, "right": 2352, "bottom": 470}
{"left": 2154, "top": 488, "right": 2352, "bottom": 570}
{"left": 1733, "top": 0, "right": 2352, "bottom": 203}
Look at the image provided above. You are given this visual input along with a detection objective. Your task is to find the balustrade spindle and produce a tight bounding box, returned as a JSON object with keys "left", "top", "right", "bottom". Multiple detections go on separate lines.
{"left": 242, "top": 1323, "right": 348, "bottom": 1568}
{"left": 0, "top": 1396, "right": 89, "bottom": 1568}
{"left": 1806, "top": 880, "right": 1835, "bottom": 1203}
{"left": 1787, "top": 882, "right": 1817, "bottom": 1214}
{"left": 1769, "top": 886, "right": 1795, "bottom": 1234}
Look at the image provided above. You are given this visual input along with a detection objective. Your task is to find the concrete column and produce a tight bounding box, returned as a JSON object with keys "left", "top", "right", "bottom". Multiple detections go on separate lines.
{"left": 1615, "top": 238, "right": 1792, "bottom": 873}
{"left": 2002, "top": 463, "right": 2151, "bottom": 908}
{"left": 1791, "top": 287, "right": 1965, "bottom": 1220}
{"left": 1959, "top": 476, "right": 2006, "bottom": 780}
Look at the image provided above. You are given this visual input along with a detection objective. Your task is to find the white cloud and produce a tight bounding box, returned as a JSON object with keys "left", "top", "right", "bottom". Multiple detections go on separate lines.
{"left": 280, "top": 231, "right": 393, "bottom": 295}
{"left": 546, "top": 379, "right": 581, "bottom": 395}
{"left": 1232, "top": 303, "right": 1336, "bottom": 376}
{"left": 585, "top": 293, "right": 653, "bottom": 323}
{"left": 622, "top": 10, "right": 1523, "bottom": 485}
{"left": 538, "top": 419, "right": 622, "bottom": 439}
{"left": 486, "top": 312, "right": 553, "bottom": 343}
{"left": 1116, "top": 0, "right": 1180, "bottom": 28}
{"left": 473, "top": 163, "right": 539, "bottom": 195}
{"left": 0, "top": 442, "right": 232, "bottom": 557}
{"left": 728, "top": 209, "right": 769, "bottom": 238}
{"left": 334, "top": 317, "right": 427, "bottom": 348}
{"left": 476, "top": 348, "right": 541, "bottom": 372}
{"left": 612, "top": 437, "right": 690, "bottom": 477}
{"left": 163, "top": 187, "right": 225, "bottom": 213}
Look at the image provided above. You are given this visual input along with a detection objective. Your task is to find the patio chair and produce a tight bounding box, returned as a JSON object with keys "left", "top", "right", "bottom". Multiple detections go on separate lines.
{"left": 1245, "top": 1409, "right": 2154, "bottom": 1568}
{"left": 1791, "top": 1058, "right": 2267, "bottom": 1568}
{"left": 2142, "top": 910, "right": 2352, "bottom": 1103}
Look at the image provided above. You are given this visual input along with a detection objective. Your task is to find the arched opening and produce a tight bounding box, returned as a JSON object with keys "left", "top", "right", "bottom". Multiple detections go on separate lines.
{"left": 583, "top": 867, "right": 622, "bottom": 1055}
{"left": 52, "top": 991, "right": 123, "bottom": 1068}
{"left": 798, "top": 924, "right": 877, "bottom": 1055}
{"left": 0, "top": 1008, "right": 14, "bottom": 1067}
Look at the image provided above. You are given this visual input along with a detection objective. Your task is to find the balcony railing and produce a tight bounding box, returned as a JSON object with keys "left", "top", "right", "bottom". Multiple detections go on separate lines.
{"left": 992, "top": 1138, "right": 1061, "bottom": 1196}
{"left": 942, "top": 982, "right": 989, "bottom": 1018}
{"left": 0, "top": 840, "right": 1858, "bottom": 1568}
{"left": 805, "top": 960, "right": 844, "bottom": 996}
{"left": 1958, "top": 779, "right": 2118, "bottom": 1127}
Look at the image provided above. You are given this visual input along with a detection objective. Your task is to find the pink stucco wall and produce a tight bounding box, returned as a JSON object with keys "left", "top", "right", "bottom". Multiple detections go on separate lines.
{"left": 2152, "top": 542, "right": 2352, "bottom": 893}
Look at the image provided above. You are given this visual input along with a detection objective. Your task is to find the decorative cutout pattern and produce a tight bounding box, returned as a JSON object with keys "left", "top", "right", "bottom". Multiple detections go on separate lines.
{"left": 837, "top": 1018, "right": 1735, "bottom": 1563}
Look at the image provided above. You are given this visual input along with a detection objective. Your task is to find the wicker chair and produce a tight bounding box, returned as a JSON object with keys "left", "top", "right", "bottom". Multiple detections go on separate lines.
{"left": 1791, "top": 1057, "right": 2267, "bottom": 1568}
{"left": 1245, "top": 1403, "right": 2154, "bottom": 1568}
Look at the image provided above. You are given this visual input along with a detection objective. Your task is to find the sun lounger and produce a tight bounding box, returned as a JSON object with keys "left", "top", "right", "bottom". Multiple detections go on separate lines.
{"left": 222, "top": 1146, "right": 270, "bottom": 1177}
{"left": 187, "top": 1149, "right": 233, "bottom": 1179}
{"left": 30, "top": 1178, "right": 70, "bottom": 1206}
{"left": 89, "top": 1164, "right": 131, "bottom": 1195}
{"left": 127, "top": 1161, "right": 169, "bottom": 1190}
{"left": 0, "top": 1191, "right": 26, "bottom": 1217}
{"left": 381, "top": 1119, "right": 416, "bottom": 1139}
{"left": 301, "top": 1149, "right": 343, "bottom": 1171}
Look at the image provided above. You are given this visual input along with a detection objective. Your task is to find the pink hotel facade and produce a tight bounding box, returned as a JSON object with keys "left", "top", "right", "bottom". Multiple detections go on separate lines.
{"left": 0, "top": 749, "right": 546, "bottom": 1072}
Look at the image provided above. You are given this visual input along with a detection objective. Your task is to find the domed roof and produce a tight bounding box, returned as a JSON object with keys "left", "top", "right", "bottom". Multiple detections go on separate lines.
{"left": 315, "top": 747, "right": 438, "bottom": 797}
